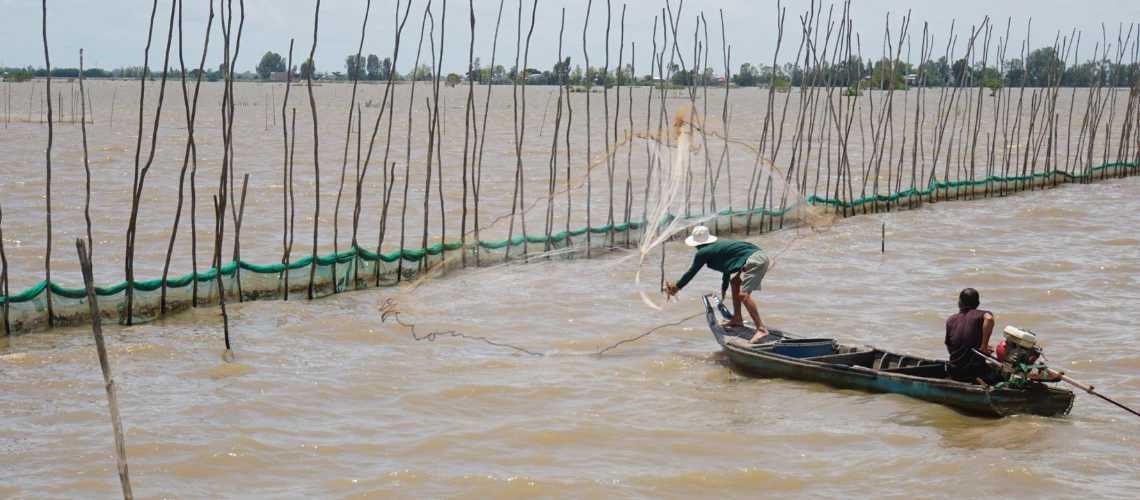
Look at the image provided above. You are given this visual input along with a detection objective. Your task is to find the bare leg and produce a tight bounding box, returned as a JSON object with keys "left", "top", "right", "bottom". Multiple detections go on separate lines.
{"left": 722, "top": 275, "right": 744, "bottom": 327}
{"left": 742, "top": 291, "right": 769, "bottom": 343}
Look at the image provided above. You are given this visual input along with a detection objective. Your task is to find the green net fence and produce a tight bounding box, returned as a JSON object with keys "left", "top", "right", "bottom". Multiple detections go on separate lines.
{"left": 2, "top": 161, "right": 1136, "bottom": 335}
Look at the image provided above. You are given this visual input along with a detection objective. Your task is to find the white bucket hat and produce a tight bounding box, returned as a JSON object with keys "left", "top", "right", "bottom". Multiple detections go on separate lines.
{"left": 685, "top": 225, "right": 717, "bottom": 247}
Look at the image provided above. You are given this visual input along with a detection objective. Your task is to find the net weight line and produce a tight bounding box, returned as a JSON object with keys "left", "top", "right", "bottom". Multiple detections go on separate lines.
{"left": 379, "top": 297, "right": 704, "bottom": 356}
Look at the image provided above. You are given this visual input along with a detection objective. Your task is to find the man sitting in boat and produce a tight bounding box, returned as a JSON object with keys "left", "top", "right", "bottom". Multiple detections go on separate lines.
{"left": 668, "top": 226, "right": 770, "bottom": 340}
{"left": 945, "top": 288, "right": 998, "bottom": 384}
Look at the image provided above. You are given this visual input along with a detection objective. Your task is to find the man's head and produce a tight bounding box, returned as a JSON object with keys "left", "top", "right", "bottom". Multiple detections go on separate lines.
{"left": 958, "top": 288, "right": 980, "bottom": 309}
{"left": 685, "top": 225, "right": 718, "bottom": 247}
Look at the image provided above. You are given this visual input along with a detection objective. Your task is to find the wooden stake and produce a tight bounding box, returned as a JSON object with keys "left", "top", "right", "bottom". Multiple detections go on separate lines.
{"left": 306, "top": 0, "right": 322, "bottom": 299}
{"left": 162, "top": 0, "right": 213, "bottom": 314}
{"left": 333, "top": 0, "right": 371, "bottom": 291}
{"left": 42, "top": 0, "right": 55, "bottom": 327}
{"left": 0, "top": 202, "right": 9, "bottom": 336}
{"left": 79, "top": 48, "right": 93, "bottom": 261}
{"left": 76, "top": 239, "right": 133, "bottom": 500}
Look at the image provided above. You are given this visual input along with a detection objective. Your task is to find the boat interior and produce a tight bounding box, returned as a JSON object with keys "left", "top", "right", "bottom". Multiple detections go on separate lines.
{"left": 709, "top": 295, "right": 948, "bottom": 380}
{"left": 737, "top": 338, "right": 950, "bottom": 380}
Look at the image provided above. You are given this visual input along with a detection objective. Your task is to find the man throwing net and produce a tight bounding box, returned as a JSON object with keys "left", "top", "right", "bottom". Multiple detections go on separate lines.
{"left": 665, "top": 226, "right": 770, "bottom": 342}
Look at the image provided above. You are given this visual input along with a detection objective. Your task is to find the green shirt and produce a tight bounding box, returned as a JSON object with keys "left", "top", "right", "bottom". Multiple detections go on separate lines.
{"left": 676, "top": 240, "right": 760, "bottom": 292}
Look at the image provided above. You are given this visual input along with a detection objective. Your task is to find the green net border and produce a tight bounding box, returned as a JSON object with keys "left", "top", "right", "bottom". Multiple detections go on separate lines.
{"left": 1, "top": 161, "right": 1135, "bottom": 307}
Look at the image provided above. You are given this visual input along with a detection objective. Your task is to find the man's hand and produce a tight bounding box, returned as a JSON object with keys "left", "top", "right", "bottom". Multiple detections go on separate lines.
{"left": 981, "top": 344, "right": 994, "bottom": 356}
{"left": 663, "top": 281, "right": 680, "bottom": 301}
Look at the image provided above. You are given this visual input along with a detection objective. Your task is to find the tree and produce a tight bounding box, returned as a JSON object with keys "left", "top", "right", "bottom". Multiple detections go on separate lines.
{"left": 366, "top": 54, "right": 380, "bottom": 80}
{"left": 300, "top": 58, "right": 315, "bottom": 79}
{"left": 1025, "top": 47, "right": 1065, "bottom": 87}
{"left": 569, "top": 65, "right": 583, "bottom": 86}
{"left": 951, "top": 58, "right": 971, "bottom": 85}
{"left": 733, "top": 62, "right": 760, "bottom": 86}
{"left": 344, "top": 54, "right": 361, "bottom": 80}
{"left": 868, "top": 65, "right": 908, "bottom": 90}
{"left": 7, "top": 69, "right": 34, "bottom": 82}
{"left": 380, "top": 57, "right": 392, "bottom": 80}
{"left": 411, "top": 63, "right": 433, "bottom": 81}
{"left": 446, "top": 73, "right": 461, "bottom": 87}
{"left": 256, "top": 51, "right": 285, "bottom": 80}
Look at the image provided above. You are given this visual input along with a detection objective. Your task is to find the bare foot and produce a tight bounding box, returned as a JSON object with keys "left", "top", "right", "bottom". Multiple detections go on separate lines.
{"left": 720, "top": 320, "right": 745, "bottom": 328}
{"left": 749, "top": 327, "right": 770, "bottom": 344}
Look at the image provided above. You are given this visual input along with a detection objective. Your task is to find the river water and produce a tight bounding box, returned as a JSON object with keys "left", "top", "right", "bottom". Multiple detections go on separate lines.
{"left": 1, "top": 81, "right": 1138, "bottom": 497}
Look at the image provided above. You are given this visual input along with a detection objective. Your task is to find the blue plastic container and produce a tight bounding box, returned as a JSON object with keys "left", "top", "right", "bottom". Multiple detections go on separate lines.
{"left": 773, "top": 338, "right": 836, "bottom": 358}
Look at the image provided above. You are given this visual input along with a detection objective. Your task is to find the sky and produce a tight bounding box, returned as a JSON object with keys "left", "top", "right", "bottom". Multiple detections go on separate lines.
{"left": 1, "top": 0, "right": 1139, "bottom": 76}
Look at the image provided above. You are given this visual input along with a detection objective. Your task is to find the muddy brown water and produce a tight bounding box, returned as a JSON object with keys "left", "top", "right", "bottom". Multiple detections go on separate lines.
{"left": 1, "top": 82, "right": 1138, "bottom": 496}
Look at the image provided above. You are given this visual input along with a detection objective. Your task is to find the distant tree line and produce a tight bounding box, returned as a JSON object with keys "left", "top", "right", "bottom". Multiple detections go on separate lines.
{"left": 729, "top": 46, "right": 1140, "bottom": 90}
{"left": 14, "top": 44, "right": 1125, "bottom": 88}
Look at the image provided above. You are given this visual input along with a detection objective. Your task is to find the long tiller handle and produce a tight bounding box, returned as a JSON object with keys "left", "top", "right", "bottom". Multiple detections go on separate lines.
{"left": 973, "top": 348, "right": 1140, "bottom": 419}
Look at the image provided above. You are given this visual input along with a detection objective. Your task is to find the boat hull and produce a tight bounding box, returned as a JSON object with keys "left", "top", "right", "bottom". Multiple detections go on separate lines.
{"left": 703, "top": 295, "right": 1074, "bottom": 418}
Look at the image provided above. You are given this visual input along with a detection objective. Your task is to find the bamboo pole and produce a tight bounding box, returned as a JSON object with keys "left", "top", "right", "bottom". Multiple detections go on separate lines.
{"left": 544, "top": 10, "right": 566, "bottom": 253}
{"left": 41, "top": 0, "right": 55, "bottom": 327}
{"left": 305, "top": 0, "right": 322, "bottom": 299}
{"left": 473, "top": 0, "right": 506, "bottom": 266}
{"left": 398, "top": 2, "right": 432, "bottom": 281}
{"left": 433, "top": 4, "right": 449, "bottom": 269}
{"left": 281, "top": 40, "right": 294, "bottom": 270}
{"left": 231, "top": 173, "right": 250, "bottom": 301}
{"left": 79, "top": 49, "right": 93, "bottom": 260}
{"left": 460, "top": 0, "right": 476, "bottom": 267}
{"left": 333, "top": 0, "right": 371, "bottom": 290}
{"left": 126, "top": 0, "right": 177, "bottom": 325}
{"left": 603, "top": 0, "right": 614, "bottom": 244}
{"left": 162, "top": 0, "right": 212, "bottom": 314}
{"left": 506, "top": 0, "right": 534, "bottom": 260}
{"left": 76, "top": 239, "right": 133, "bottom": 500}
{"left": 420, "top": 4, "right": 444, "bottom": 268}
{"left": 352, "top": 103, "right": 362, "bottom": 286}
{"left": 109, "top": 86, "right": 116, "bottom": 128}
{"left": 284, "top": 108, "right": 298, "bottom": 299}
{"left": 582, "top": 0, "right": 594, "bottom": 257}
{"left": 361, "top": 0, "right": 412, "bottom": 283}
{"left": 616, "top": 5, "right": 628, "bottom": 246}
{"left": 211, "top": 196, "right": 232, "bottom": 360}
{"left": 0, "top": 202, "right": 8, "bottom": 336}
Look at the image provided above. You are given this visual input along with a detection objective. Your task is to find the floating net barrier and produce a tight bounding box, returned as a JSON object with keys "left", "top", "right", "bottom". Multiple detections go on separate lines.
{"left": 1, "top": 160, "right": 1137, "bottom": 336}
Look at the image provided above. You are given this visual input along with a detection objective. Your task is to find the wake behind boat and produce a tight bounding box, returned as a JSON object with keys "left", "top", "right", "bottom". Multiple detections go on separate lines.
{"left": 703, "top": 294, "right": 1075, "bottom": 417}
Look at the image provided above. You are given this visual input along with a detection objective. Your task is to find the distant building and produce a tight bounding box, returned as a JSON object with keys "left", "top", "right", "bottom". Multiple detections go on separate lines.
{"left": 711, "top": 76, "right": 727, "bottom": 86}
{"left": 906, "top": 73, "right": 918, "bottom": 86}
{"left": 270, "top": 71, "right": 300, "bottom": 82}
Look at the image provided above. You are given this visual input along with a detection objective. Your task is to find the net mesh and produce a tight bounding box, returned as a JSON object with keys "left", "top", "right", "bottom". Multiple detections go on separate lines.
{"left": 0, "top": 155, "right": 1135, "bottom": 335}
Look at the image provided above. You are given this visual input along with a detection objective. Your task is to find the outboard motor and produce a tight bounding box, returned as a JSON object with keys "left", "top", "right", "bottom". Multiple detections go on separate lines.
{"left": 997, "top": 326, "right": 1043, "bottom": 367}
{"left": 993, "top": 326, "right": 1058, "bottom": 386}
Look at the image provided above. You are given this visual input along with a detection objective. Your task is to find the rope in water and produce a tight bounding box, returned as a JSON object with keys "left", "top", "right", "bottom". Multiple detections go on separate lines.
{"left": 380, "top": 297, "right": 703, "bottom": 356}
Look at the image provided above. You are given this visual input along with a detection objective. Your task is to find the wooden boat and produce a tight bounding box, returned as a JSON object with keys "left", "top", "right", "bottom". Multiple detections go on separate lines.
{"left": 703, "top": 294, "right": 1075, "bottom": 417}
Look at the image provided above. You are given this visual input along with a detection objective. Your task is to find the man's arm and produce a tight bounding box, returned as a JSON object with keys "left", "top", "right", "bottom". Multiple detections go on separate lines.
{"left": 980, "top": 313, "right": 995, "bottom": 355}
{"left": 674, "top": 254, "right": 705, "bottom": 290}
{"left": 721, "top": 272, "right": 731, "bottom": 298}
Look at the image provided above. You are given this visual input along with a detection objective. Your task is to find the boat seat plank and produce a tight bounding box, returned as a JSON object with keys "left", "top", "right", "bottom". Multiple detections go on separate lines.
{"left": 802, "top": 351, "right": 876, "bottom": 367}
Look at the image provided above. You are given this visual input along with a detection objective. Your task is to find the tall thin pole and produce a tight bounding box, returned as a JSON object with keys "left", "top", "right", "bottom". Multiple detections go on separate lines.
{"left": 79, "top": 48, "right": 93, "bottom": 260}
{"left": 306, "top": 0, "right": 323, "bottom": 299}
{"left": 42, "top": 0, "right": 55, "bottom": 326}
{"left": 76, "top": 239, "right": 133, "bottom": 500}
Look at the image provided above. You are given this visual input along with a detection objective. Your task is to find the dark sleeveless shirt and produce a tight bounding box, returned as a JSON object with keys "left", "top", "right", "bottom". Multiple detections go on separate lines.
{"left": 945, "top": 307, "right": 991, "bottom": 376}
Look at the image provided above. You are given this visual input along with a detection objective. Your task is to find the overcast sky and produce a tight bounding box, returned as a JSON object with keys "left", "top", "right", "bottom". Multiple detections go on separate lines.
{"left": 2, "top": 0, "right": 1139, "bottom": 75}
